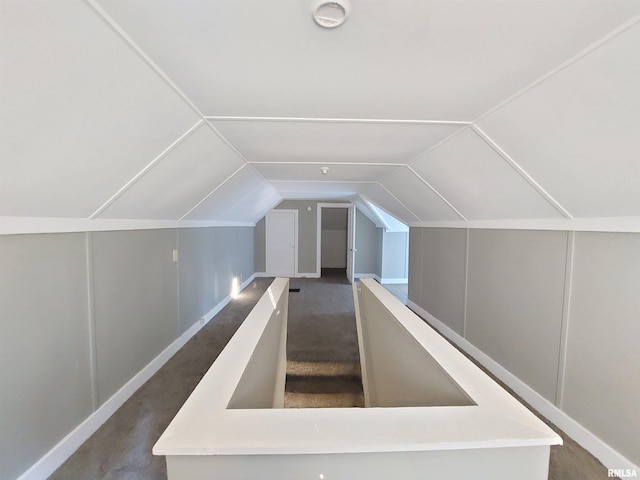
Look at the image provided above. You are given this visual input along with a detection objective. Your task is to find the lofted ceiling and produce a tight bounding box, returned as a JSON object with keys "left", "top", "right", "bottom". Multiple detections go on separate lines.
{"left": 1, "top": 0, "right": 639, "bottom": 230}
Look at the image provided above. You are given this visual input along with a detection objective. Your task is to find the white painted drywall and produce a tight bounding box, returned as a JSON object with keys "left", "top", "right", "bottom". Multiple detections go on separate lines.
{"left": 380, "top": 231, "right": 409, "bottom": 281}
{"left": 358, "top": 285, "right": 473, "bottom": 407}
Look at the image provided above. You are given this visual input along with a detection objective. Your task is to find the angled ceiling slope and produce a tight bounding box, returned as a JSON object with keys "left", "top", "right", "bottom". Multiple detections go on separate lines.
{"left": 1, "top": 0, "right": 639, "bottom": 232}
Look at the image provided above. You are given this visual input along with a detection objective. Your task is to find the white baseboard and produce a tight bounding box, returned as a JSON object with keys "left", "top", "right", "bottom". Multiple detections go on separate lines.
{"left": 379, "top": 277, "right": 408, "bottom": 284}
{"left": 296, "top": 273, "right": 321, "bottom": 278}
{"left": 355, "top": 273, "right": 376, "bottom": 279}
{"left": 17, "top": 274, "right": 256, "bottom": 480}
{"left": 255, "top": 272, "right": 322, "bottom": 279}
{"left": 407, "top": 300, "right": 639, "bottom": 474}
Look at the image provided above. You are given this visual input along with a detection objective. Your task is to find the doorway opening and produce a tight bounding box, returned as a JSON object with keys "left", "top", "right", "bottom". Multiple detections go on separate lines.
{"left": 317, "top": 203, "right": 355, "bottom": 282}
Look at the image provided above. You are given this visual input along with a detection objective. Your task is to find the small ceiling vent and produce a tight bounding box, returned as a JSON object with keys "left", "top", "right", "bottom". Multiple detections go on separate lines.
{"left": 312, "top": 0, "right": 351, "bottom": 29}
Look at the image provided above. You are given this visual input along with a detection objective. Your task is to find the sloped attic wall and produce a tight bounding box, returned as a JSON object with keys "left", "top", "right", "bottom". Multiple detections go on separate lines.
{"left": 2, "top": 1, "right": 640, "bottom": 233}
{"left": 0, "top": 1, "right": 281, "bottom": 234}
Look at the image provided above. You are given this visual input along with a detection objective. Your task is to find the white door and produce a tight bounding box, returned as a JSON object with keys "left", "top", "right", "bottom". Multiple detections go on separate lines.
{"left": 266, "top": 210, "right": 297, "bottom": 277}
{"left": 346, "top": 205, "right": 356, "bottom": 283}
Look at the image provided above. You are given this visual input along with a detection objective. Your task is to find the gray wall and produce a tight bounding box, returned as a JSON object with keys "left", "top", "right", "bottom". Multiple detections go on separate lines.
{"left": 1, "top": 234, "right": 93, "bottom": 480}
{"left": 408, "top": 227, "right": 640, "bottom": 466}
{"left": 92, "top": 229, "right": 179, "bottom": 404}
{"left": 320, "top": 208, "right": 348, "bottom": 269}
{"left": 255, "top": 218, "right": 266, "bottom": 273}
{"left": 274, "top": 200, "right": 320, "bottom": 274}
{"left": 179, "top": 227, "right": 254, "bottom": 334}
{"left": 0, "top": 226, "right": 255, "bottom": 480}
{"left": 375, "top": 228, "right": 383, "bottom": 278}
{"left": 355, "top": 208, "right": 381, "bottom": 275}
{"left": 256, "top": 200, "right": 350, "bottom": 275}
{"left": 414, "top": 228, "right": 466, "bottom": 336}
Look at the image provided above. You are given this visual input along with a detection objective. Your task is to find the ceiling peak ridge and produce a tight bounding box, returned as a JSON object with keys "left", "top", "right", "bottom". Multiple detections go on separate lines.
{"left": 271, "top": 180, "right": 377, "bottom": 184}
{"left": 205, "top": 116, "right": 471, "bottom": 126}
{"left": 249, "top": 161, "right": 404, "bottom": 166}
{"left": 89, "top": 120, "right": 204, "bottom": 219}
{"left": 471, "top": 126, "right": 573, "bottom": 220}
{"left": 472, "top": 14, "right": 640, "bottom": 125}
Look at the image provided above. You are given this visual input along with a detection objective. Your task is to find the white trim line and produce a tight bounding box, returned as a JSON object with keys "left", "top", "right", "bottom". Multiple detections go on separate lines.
{"left": 408, "top": 217, "right": 640, "bottom": 233}
{"left": 377, "top": 183, "right": 422, "bottom": 222}
{"left": 249, "top": 161, "right": 405, "bottom": 166}
{"left": 358, "top": 197, "right": 390, "bottom": 231}
{"left": 270, "top": 180, "right": 379, "bottom": 184}
{"left": 406, "top": 166, "right": 468, "bottom": 221}
{"left": 89, "top": 120, "right": 204, "bottom": 219}
{"left": 254, "top": 272, "right": 324, "bottom": 279}
{"left": 85, "top": 233, "right": 98, "bottom": 410}
{"left": 86, "top": 0, "right": 273, "bottom": 214}
{"left": 406, "top": 125, "right": 470, "bottom": 167}
{"left": 377, "top": 277, "right": 408, "bottom": 285}
{"left": 316, "top": 202, "right": 353, "bottom": 277}
{"left": 16, "top": 274, "right": 257, "bottom": 480}
{"left": 473, "top": 15, "right": 640, "bottom": 124}
{"left": 406, "top": 300, "right": 640, "bottom": 475}
{"left": 296, "top": 273, "right": 321, "bottom": 279}
{"left": 471, "top": 126, "right": 572, "bottom": 219}
{"left": 556, "top": 231, "right": 575, "bottom": 408}
{"left": 86, "top": 0, "right": 204, "bottom": 118}
{"left": 179, "top": 165, "right": 247, "bottom": 220}
{"left": 206, "top": 116, "right": 471, "bottom": 126}
{"left": 354, "top": 273, "right": 376, "bottom": 279}
{"left": 0, "top": 217, "right": 255, "bottom": 235}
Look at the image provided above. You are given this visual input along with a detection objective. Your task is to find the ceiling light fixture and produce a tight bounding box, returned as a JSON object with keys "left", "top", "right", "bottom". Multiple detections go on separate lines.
{"left": 312, "top": 0, "right": 350, "bottom": 29}
{"left": 320, "top": 166, "right": 330, "bottom": 175}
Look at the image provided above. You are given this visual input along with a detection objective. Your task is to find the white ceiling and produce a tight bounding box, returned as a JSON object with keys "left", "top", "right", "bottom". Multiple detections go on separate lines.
{"left": 1, "top": 0, "right": 639, "bottom": 228}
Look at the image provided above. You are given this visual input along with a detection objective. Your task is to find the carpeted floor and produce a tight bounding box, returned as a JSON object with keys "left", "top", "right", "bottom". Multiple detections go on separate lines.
{"left": 49, "top": 273, "right": 616, "bottom": 480}
{"left": 285, "top": 268, "right": 364, "bottom": 408}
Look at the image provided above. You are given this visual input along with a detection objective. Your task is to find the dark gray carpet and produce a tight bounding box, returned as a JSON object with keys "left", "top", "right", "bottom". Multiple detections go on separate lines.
{"left": 285, "top": 268, "right": 364, "bottom": 407}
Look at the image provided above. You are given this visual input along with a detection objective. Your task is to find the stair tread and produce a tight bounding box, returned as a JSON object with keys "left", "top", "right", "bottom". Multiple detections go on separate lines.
{"left": 286, "top": 361, "right": 361, "bottom": 377}
{"left": 286, "top": 374, "right": 363, "bottom": 394}
{"left": 284, "top": 392, "right": 365, "bottom": 408}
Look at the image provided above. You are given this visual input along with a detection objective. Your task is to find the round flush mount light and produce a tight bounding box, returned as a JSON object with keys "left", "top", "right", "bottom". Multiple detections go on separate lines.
{"left": 312, "top": 0, "right": 351, "bottom": 29}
